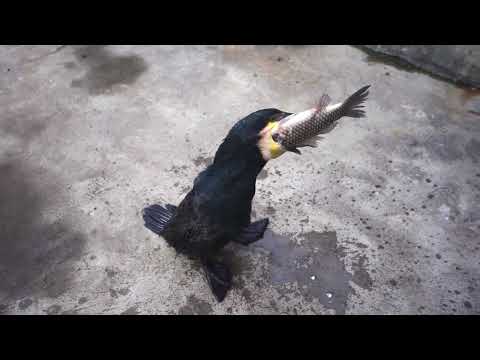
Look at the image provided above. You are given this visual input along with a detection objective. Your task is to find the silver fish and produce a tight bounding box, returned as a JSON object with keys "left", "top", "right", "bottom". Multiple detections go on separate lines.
{"left": 271, "top": 85, "right": 370, "bottom": 154}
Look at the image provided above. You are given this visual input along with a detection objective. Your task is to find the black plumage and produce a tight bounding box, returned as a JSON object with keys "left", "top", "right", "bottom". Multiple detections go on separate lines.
{"left": 143, "top": 108, "right": 291, "bottom": 302}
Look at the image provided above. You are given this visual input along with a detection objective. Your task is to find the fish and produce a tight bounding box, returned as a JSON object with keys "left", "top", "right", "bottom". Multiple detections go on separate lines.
{"left": 270, "top": 85, "right": 370, "bottom": 155}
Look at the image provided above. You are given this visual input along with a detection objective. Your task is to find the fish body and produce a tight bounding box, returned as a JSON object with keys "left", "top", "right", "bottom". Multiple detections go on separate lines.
{"left": 271, "top": 85, "right": 370, "bottom": 155}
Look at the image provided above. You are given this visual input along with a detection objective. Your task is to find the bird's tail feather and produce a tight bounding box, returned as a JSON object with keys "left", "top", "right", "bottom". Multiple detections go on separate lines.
{"left": 143, "top": 204, "right": 177, "bottom": 235}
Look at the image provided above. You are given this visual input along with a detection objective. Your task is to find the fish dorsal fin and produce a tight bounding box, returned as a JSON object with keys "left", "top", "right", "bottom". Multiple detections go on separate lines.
{"left": 316, "top": 94, "right": 331, "bottom": 112}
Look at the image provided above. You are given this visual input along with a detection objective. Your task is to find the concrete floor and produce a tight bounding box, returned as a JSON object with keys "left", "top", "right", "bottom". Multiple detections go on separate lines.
{"left": 0, "top": 45, "right": 479, "bottom": 315}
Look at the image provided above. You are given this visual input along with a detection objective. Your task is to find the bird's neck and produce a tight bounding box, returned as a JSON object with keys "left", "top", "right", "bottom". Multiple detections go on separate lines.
{"left": 212, "top": 152, "right": 266, "bottom": 182}
{"left": 212, "top": 135, "right": 267, "bottom": 181}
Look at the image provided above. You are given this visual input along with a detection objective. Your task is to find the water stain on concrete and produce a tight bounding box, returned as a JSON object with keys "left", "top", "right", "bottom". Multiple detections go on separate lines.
{"left": 465, "top": 138, "right": 480, "bottom": 163}
{"left": 178, "top": 294, "right": 213, "bottom": 315}
{"left": 71, "top": 45, "right": 148, "bottom": 95}
{"left": 63, "top": 61, "right": 77, "bottom": 69}
{"left": 118, "top": 288, "right": 130, "bottom": 296}
{"left": 265, "top": 206, "right": 276, "bottom": 215}
{"left": 105, "top": 268, "right": 117, "bottom": 278}
{"left": 121, "top": 305, "right": 140, "bottom": 315}
{"left": 18, "top": 298, "right": 33, "bottom": 310}
{"left": 351, "top": 254, "right": 373, "bottom": 290}
{"left": 1, "top": 113, "right": 48, "bottom": 145}
{"left": 0, "top": 161, "right": 87, "bottom": 301}
{"left": 45, "top": 304, "right": 62, "bottom": 315}
{"left": 359, "top": 48, "right": 419, "bottom": 74}
{"left": 424, "top": 133, "right": 465, "bottom": 162}
{"left": 253, "top": 230, "right": 360, "bottom": 314}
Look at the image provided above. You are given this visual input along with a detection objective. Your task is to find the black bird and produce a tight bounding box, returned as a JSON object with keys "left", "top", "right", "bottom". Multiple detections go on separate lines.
{"left": 142, "top": 108, "right": 292, "bottom": 302}
{"left": 143, "top": 86, "right": 370, "bottom": 302}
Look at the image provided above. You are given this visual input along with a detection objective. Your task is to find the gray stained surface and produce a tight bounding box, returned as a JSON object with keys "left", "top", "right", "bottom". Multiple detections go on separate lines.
{"left": 0, "top": 45, "right": 479, "bottom": 314}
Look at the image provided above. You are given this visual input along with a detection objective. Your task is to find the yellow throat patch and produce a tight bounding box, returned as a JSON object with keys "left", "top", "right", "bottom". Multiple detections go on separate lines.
{"left": 264, "top": 121, "right": 285, "bottom": 159}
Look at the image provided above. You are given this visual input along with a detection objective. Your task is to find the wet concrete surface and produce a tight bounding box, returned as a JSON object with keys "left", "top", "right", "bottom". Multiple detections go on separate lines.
{"left": 359, "top": 45, "right": 480, "bottom": 89}
{"left": 0, "top": 45, "right": 479, "bottom": 314}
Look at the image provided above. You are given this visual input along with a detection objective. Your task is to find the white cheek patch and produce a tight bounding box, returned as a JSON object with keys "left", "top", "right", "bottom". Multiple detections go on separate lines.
{"left": 258, "top": 135, "right": 271, "bottom": 161}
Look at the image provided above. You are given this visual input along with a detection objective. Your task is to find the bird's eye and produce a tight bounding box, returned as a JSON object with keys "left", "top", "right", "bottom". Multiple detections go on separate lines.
{"left": 272, "top": 133, "right": 279, "bottom": 142}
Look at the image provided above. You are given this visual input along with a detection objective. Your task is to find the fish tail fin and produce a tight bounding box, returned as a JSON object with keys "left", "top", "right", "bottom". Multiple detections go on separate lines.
{"left": 143, "top": 203, "right": 177, "bottom": 235}
{"left": 341, "top": 85, "right": 370, "bottom": 118}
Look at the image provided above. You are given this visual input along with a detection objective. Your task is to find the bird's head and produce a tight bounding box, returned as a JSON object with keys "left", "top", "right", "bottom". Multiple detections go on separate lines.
{"left": 211, "top": 109, "right": 292, "bottom": 174}
{"left": 223, "top": 108, "right": 292, "bottom": 161}
{"left": 256, "top": 110, "right": 292, "bottom": 161}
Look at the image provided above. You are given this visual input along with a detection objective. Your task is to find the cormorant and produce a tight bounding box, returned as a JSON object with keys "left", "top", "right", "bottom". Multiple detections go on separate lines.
{"left": 143, "top": 108, "right": 292, "bottom": 302}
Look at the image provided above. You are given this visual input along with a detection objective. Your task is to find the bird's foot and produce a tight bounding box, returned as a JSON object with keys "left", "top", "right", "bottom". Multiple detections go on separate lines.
{"left": 233, "top": 218, "right": 269, "bottom": 246}
{"left": 202, "top": 258, "right": 232, "bottom": 303}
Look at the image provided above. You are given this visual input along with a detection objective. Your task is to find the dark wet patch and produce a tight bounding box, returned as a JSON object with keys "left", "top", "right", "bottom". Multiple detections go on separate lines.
{"left": 424, "top": 133, "right": 465, "bottom": 162}
{"left": 18, "top": 298, "right": 33, "bottom": 310}
{"left": 464, "top": 301, "right": 472, "bottom": 309}
{"left": 109, "top": 289, "right": 118, "bottom": 298}
{"left": 254, "top": 230, "right": 354, "bottom": 314}
{"left": 118, "top": 288, "right": 130, "bottom": 296}
{"left": 178, "top": 295, "right": 213, "bottom": 315}
{"left": 178, "top": 305, "right": 194, "bottom": 315}
{"left": 71, "top": 45, "right": 148, "bottom": 95}
{"left": 356, "top": 46, "right": 479, "bottom": 89}
{"left": 61, "top": 309, "right": 79, "bottom": 315}
{"left": 465, "top": 138, "right": 480, "bottom": 163}
{"left": 242, "top": 288, "right": 252, "bottom": 302}
{"left": 351, "top": 255, "right": 373, "bottom": 290}
{"left": 193, "top": 155, "right": 213, "bottom": 167}
{"left": 105, "top": 268, "right": 117, "bottom": 278}
{"left": 78, "top": 297, "right": 88, "bottom": 305}
{"left": 45, "top": 304, "right": 62, "bottom": 315}
{"left": 257, "top": 169, "right": 268, "bottom": 180}
{"left": 358, "top": 47, "right": 419, "bottom": 74}
{"left": 266, "top": 206, "right": 276, "bottom": 215}
{"left": 121, "top": 306, "right": 140, "bottom": 315}
{"left": 0, "top": 304, "right": 7, "bottom": 314}
{"left": 389, "top": 279, "right": 398, "bottom": 287}
{"left": 0, "top": 161, "right": 87, "bottom": 300}
{"left": 63, "top": 61, "right": 77, "bottom": 69}
{"left": 1, "top": 112, "right": 49, "bottom": 149}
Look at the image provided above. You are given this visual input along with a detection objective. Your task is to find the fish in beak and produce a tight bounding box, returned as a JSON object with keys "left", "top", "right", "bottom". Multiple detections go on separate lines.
{"left": 259, "top": 85, "right": 371, "bottom": 161}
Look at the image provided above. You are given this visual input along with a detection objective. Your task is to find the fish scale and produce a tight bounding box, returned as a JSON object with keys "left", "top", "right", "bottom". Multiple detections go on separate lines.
{"left": 282, "top": 111, "right": 337, "bottom": 148}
